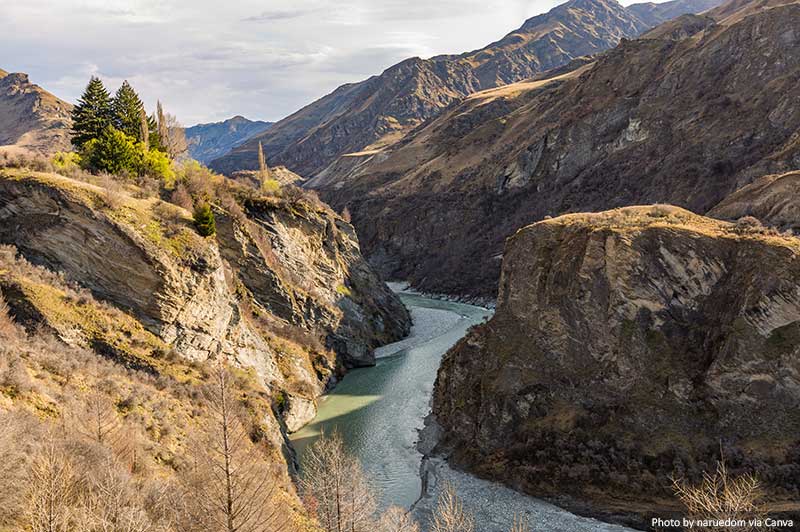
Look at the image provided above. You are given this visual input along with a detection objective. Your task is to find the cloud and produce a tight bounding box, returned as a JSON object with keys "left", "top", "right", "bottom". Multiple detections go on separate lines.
{"left": 243, "top": 8, "right": 319, "bottom": 22}
{"left": 0, "top": 0, "right": 569, "bottom": 125}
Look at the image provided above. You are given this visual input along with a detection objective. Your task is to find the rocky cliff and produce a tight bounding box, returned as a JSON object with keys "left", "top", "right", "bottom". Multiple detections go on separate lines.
{"left": 709, "top": 170, "right": 800, "bottom": 232}
{"left": 313, "top": 0, "right": 800, "bottom": 299}
{"left": 0, "top": 70, "right": 72, "bottom": 156}
{"left": 185, "top": 116, "right": 272, "bottom": 164}
{"left": 209, "top": 0, "right": 719, "bottom": 177}
{"left": 0, "top": 169, "right": 409, "bottom": 432}
{"left": 433, "top": 205, "right": 800, "bottom": 523}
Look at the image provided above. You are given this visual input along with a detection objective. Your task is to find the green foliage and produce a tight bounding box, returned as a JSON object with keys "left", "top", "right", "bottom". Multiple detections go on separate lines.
{"left": 193, "top": 203, "right": 216, "bottom": 237}
{"left": 81, "top": 126, "right": 139, "bottom": 175}
{"left": 51, "top": 152, "right": 81, "bottom": 173}
{"left": 261, "top": 178, "right": 281, "bottom": 194}
{"left": 111, "top": 80, "right": 146, "bottom": 141}
{"left": 335, "top": 284, "right": 352, "bottom": 297}
{"left": 147, "top": 114, "right": 164, "bottom": 152}
{"left": 139, "top": 146, "right": 175, "bottom": 186}
{"left": 70, "top": 77, "right": 112, "bottom": 149}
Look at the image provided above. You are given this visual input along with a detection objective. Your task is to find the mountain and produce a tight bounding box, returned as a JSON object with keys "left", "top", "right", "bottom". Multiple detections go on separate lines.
{"left": 628, "top": 0, "right": 720, "bottom": 25}
{"left": 433, "top": 205, "right": 800, "bottom": 524}
{"left": 210, "top": 0, "right": 720, "bottom": 177}
{"left": 0, "top": 70, "right": 72, "bottom": 155}
{"left": 185, "top": 115, "right": 272, "bottom": 164}
{"left": 309, "top": 0, "right": 800, "bottom": 299}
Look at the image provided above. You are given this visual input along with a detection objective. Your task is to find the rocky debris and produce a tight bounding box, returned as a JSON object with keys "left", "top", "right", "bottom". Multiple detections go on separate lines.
{"left": 185, "top": 116, "right": 272, "bottom": 164}
{"left": 0, "top": 70, "right": 72, "bottom": 155}
{"left": 432, "top": 205, "right": 800, "bottom": 523}
{"left": 314, "top": 0, "right": 800, "bottom": 299}
{"left": 709, "top": 170, "right": 800, "bottom": 233}
{"left": 209, "top": 0, "right": 719, "bottom": 178}
{"left": 0, "top": 169, "right": 410, "bottom": 431}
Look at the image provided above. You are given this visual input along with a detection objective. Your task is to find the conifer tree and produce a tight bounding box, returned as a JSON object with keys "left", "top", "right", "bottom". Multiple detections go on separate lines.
{"left": 193, "top": 203, "right": 216, "bottom": 237}
{"left": 70, "top": 77, "right": 112, "bottom": 149}
{"left": 111, "top": 81, "right": 146, "bottom": 141}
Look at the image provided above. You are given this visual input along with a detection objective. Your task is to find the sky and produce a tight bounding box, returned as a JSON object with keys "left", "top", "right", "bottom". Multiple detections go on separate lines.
{"left": 2, "top": 0, "right": 641, "bottom": 126}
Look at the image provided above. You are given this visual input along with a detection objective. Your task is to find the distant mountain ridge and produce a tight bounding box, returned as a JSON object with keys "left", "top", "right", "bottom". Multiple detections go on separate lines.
{"left": 210, "top": 0, "right": 723, "bottom": 176}
{"left": 185, "top": 115, "right": 272, "bottom": 164}
{"left": 0, "top": 69, "right": 72, "bottom": 155}
{"left": 309, "top": 0, "right": 800, "bottom": 298}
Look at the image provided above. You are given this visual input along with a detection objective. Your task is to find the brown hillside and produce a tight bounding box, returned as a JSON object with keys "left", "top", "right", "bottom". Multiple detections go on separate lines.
{"left": 0, "top": 70, "right": 72, "bottom": 156}
{"left": 312, "top": 0, "right": 800, "bottom": 298}
{"left": 210, "top": 0, "right": 720, "bottom": 177}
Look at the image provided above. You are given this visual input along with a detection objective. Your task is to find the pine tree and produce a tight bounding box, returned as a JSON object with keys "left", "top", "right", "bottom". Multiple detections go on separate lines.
{"left": 70, "top": 77, "right": 112, "bottom": 149}
{"left": 193, "top": 203, "right": 216, "bottom": 237}
{"left": 111, "top": 81, "right": 146, "bottom": 141}
{"left": 148, "top": 113, "right": 163, "bottom": 151}
{"left": 83, "top": 125, "right": 139, "bottom": 175}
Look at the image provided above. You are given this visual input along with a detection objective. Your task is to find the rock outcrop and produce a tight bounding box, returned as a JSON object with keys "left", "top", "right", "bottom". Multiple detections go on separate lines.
{"left": 433, "top": 206, "right": 800, "bottom": 522}
{"left": 0, "top": 169, "right": 410, "bottom": 431}
{"left": 0, "top": 70, "right": 72, "bottom": 156}
{"left": 209, "top": 0, "right": 719, "bottom": 177}
{"left": 709, "top": 170, "right": 800, "bottom": 233}
{"left": 313, "top": 0, "right": 800, "bottom": 299}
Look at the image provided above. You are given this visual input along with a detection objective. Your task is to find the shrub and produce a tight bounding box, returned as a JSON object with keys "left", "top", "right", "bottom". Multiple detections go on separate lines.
{"left": 81, "top": 126, "right": 139, "bottom": 175}
{"left": 261, "top": 178, "right": 281, "bottom": 195}
{"left": 192, "top": 203, "right": 216, "bottom": 237}
{"left": 672, "top": 459, "right": 765, "bottom": 531}
{"left": 51, "top": 152, "right": 81, "bottom": 173}
{"left": 138, "top": 147, "right": 175, "bottom": 187}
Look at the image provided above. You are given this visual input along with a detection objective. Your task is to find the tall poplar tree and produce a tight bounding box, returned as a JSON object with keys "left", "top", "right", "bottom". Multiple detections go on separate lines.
{"left": 111, "top": 81, "right": 146, "bottom": 141}
{"left": 70, "top": 77, "right": 112, "bottom": 149}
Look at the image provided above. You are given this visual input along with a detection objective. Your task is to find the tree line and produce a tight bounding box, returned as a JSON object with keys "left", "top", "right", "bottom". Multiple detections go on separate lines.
{"left": 70, "top": 77, "right": 187, "bottom": 182}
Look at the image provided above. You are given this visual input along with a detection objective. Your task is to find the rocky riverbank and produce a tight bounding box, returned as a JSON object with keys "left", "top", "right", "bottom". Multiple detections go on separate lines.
{"left": 412, "top": 416, "right": 642, "bottom": 532}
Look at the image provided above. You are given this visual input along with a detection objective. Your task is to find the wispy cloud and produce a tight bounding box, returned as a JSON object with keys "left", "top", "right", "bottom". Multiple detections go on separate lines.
{"left": 0, "top": 0, "right": 566, "bottom": 125}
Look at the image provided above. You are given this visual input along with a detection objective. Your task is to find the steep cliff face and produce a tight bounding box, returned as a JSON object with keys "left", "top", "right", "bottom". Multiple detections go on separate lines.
{"left": 433, "top": 206, "right": 800, "bottom": 521}
{"left": 709, "top": 170, "right": 800, "bottom": 232}
{"left": 210, "top": 0, "right": 718, "bottom": 177}
{"left": 316, "top": 0, "right": 800, "bottom": 299}
{"left": 0, "top": 70, "right": 72, "bottom": 155}
{"left": 0, "top": 169, "right": 409, "bottom": 431}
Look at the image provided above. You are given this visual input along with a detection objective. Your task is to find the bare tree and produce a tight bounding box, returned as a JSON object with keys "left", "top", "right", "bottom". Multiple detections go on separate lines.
{"left": 429, "top": 483, "right": 474, "bottom": 532}
{"left": 672, "top": 458, "right": 765, "bottom": 532}
{"left": 509, "top": 515, "right": 532, "bottom": 532}
{"left": 178, "top": 363, "right": 285, "bottom": 532}
{"left": 76, "top": 463, "right": 153, "bottom": 532}
{"left": 25, "top": 431, "right": 77, "bottom": 532}
{"left": 377, "top": 506, "right": 420, "bottom": 532}
{"left": 300, "top": 431, "right": 377, "bottom": 532}
{"left": 157, "top": 101, "right": 188, "bottom": 159}
{"left": 139, "top": 108, "right": 150, "bottom": 150}
{"left": 74, "top": 391, "right": 123, "bottom": 447}
{"left": 257, "top": 142, "right": 274, "bottom": 187}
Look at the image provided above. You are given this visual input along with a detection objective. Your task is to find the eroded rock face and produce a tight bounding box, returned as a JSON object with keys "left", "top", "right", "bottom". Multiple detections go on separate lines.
{"left": 216, "top": 196, "right": 410, "bottom": 367}
{"left": 0, "top": 70, "right": 72, "bottom": 155}
{"left": 0, "top": 170, "right": 410, "bottom": 430}
{"left": 433, "top": 206, "right": 800, "bottom": 520}
{"left": 316, "top": 1, "right": 800, "bottom": 299}
{"left": 709, "top": 170, "right": 800, "bottom": 233}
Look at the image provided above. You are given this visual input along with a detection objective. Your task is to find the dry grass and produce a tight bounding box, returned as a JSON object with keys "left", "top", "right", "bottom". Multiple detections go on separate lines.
{"left": 672, "top": 459, "right": 766, "bottom": 532}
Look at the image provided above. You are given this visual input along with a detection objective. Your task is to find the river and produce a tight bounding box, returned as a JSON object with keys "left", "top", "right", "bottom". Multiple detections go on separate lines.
{"left": 290, "top": 287, "right": 639, "bottom": 532}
